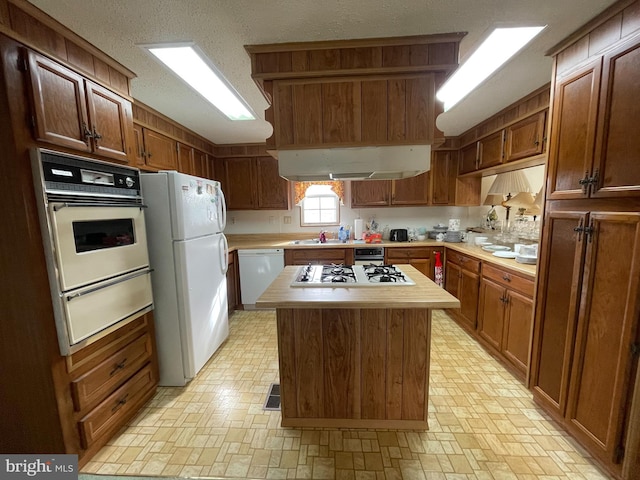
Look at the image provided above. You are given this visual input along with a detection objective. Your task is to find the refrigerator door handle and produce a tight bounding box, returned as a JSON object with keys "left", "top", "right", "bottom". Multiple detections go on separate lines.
{"left": 217, "top": 184, "right": 227, "bottom": 232}
{"left": 220, "top": 234, "right": 229, "bottom": 275}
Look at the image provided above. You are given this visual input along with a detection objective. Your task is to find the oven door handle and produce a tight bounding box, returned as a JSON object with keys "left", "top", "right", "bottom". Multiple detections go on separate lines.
{"left": 64, "top": 268, "right": 153, "bottom": 302}
{"left": 53, "top": 202, "right": 147, "bottom": 211}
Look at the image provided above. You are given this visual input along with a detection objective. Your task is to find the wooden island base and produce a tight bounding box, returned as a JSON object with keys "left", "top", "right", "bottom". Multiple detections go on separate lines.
{"left": 276, "top": 307, "right": 432, "bottom": 429}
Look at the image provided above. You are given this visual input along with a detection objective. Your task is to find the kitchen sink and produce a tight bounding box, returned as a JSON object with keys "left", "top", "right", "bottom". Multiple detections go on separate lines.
{"left": 289, "top": 239, "right": 343, "bottom": 245}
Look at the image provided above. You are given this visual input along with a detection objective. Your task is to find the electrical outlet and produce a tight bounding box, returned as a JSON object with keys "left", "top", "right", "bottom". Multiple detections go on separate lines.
{"left": 283, "top": 216, "right": 291, "bottom": 224}
{"left": 230, "top": 217, "right": 236, "bottom": 224}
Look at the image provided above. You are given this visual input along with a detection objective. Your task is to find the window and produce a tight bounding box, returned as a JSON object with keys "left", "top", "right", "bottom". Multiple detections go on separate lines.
{"left": 299, "top": 184, "right": 340, "bottom": 227}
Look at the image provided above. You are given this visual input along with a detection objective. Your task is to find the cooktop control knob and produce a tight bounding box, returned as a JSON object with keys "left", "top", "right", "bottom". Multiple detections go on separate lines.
{"left": 125, "top": 177, "right": 135, "bottom": 188}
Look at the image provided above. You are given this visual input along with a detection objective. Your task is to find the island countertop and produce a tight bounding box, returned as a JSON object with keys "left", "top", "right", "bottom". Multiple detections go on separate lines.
{"left": 255, "top": 264, "right": 461, "bottom": 309}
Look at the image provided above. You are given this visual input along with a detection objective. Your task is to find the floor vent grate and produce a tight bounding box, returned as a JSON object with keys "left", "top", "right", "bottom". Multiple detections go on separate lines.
{"left": 263, "top": 383, "right": 280, "bottom": 410}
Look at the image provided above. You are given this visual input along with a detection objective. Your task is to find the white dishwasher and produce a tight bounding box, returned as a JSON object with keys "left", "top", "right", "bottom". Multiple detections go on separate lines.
{"left": 237, "top": 249, "right": 285, "bottom": 309}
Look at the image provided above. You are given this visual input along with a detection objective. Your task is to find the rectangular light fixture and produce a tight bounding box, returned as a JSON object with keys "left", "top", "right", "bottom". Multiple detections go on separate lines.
{"left": 436, "top": 26, "right": 545, "bottom": 111}
{"left": 144, "top": 43, "right": 255, "bottom": 121}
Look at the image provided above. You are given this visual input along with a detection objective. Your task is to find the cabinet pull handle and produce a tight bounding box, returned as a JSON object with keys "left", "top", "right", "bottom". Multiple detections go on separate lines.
{"left": 534, "top": 137, "right": 540, "bottom": 146}
{"left": 110, "top": 358, "right": 127, "bottom": 376}
{"left": 111, "top": 394, "right": 129, "bottom": 413}
{"left": 502, "top": 274, "right": 511, "bottom": 282}
{"left": 584, "top": 220, "right": 595, "bottom": 243}
{"left": 92, "top": 126, "right": 102, "bottom": 144}
{"left": 578, "top": 171, "right": 590, "bottom": 194}
{"left": 588, "top": 168, "right": 599, "bottom": 191}
{"left": 82, "top": 122, "right": 93, "bottom": 144}
{"left": 574, "top": 219, "right": 585, "bottom": 241}
{"left": 500, "top": 296, "right": 509, "bottom": 304}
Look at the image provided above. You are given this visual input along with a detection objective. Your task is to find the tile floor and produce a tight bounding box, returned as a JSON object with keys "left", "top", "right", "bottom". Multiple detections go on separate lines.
{"left": 81, "top": 310, "right": 612, "bottom": 479}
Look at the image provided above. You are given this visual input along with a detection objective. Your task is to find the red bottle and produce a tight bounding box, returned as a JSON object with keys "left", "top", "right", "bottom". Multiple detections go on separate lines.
{"left": 434, "top": 251, "right": 443, "bottom": 287}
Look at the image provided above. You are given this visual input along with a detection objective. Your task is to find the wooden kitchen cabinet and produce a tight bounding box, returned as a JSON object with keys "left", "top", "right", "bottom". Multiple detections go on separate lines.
{"left": 68, "top": 311, "right": 158, "bottom": 459}
{"left": 458, "top": 142, "right": 479, "bottom": 174}
{"left": 477, "top": 263, "right": 534, "bottom": 377}
{"left": 548, "top": 35, "right": 640, "bottom": 200}
{"left": 531, "top": 210, "right": 640, "bottom": 469}
{"left": 133, "top": 123, "right": 179, "bottom": 172}
{"left": 504, "top": 110, "right": 546, "bottom": 162}
{"left": 430, "top": 150, "right": 481, "bottom": 206}
{"left": 477, "top": 130, "right": 504, "bottom": 169}
{"left": 177, "top": 142, "right": 195, "bottom": 175}
{"left": 176, "top": 143, "right": 211, "bottom": 178}
{"left": 350, "top": 180, "right": 392, "bottom": 207}
{"left": 284, "top": 248, "right": 354, "bottom": 266}
{"left": 384, "top": 246, "right": 443, "bottom": 281}
{"left": 272, "top": 74, "right": 436, "bottom": 149}
{"left": 26, "top": 50, "right": 133, "bottom": 164}
{"left": 351, "top": 173, "right": 429, "bottom": 208}
{"left": 223, "top": 156, "right": 290, "bottom": 210}
{"left": 444, "top": 249, "right": 480, "bottom": 330}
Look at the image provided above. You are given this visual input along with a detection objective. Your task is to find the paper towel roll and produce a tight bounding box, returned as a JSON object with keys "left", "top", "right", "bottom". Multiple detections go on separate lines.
{"left": 354, "top": 218, "right": 363, "bottom": 240}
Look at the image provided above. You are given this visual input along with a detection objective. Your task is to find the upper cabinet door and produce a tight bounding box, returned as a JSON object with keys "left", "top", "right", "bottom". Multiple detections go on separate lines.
{"left": 27, "top": 51, "right": 91, "bottom": 153}
{"left": 391, "top": 172, "right": 429, "bottom": 206}
{"left": 223, "top": 157, "right": 256, "bottom": 210}
{"left": 504, "top": 110, "right": 546, "bottom": 162}
{"left": 85, "top": 81, "right": 132, "bottom": 163}
{"left": 458, "top": 142, "right": 478, "bottom": 174}
{"left": 350, "top": 180, "right": 391, "bottom": 207}
{"left": 477, "top": 130, "right": 505, "bottom": 169}
{"left": 255, "top": 156, "right": 290, "bottom": 209}
{"left": 592, "top": 36, "right": 640, "bottom": 198}
{"left": 546, "top": 59, "right": 602, "bottom": 200}
{"left": 142, "top": 129, "right": 177, "bottom": 171}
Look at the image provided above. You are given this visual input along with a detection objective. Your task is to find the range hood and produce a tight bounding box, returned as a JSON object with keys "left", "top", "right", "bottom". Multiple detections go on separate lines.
{"left": 277, "top": 145, "right": 431, "bottom": 181}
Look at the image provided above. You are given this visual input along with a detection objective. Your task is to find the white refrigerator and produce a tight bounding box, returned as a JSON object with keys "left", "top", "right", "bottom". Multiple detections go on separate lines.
{"left": 141, "top": 171, "right": 229, "bottom": 386}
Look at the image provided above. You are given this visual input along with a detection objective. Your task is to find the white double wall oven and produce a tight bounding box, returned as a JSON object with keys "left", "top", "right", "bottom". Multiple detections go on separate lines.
{"left": 32, "top": 148, "right": 153, "bottom": 355}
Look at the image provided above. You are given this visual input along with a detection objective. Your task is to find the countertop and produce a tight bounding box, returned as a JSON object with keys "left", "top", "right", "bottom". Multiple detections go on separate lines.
{"left": 255, "top": 264, "right": 461, "bottom": 309}
{"left": 226, "top": 234, "right": 537, "bottom": 278}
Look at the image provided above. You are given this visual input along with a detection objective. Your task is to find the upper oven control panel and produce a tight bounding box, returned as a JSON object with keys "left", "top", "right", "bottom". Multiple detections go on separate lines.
{"left": 35, "top": 149, "right": 142, "bottom": 200}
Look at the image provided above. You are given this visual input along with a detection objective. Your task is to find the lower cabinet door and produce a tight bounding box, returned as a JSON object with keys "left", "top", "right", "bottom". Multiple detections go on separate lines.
{"left": 502, "top": 290, "right": 533, "bottom": 374}
{"left": 478, "top": 278, "right": 505, "bottom": 351}
{"left": 459, "top": 268, "right": 480, "bottom": 329}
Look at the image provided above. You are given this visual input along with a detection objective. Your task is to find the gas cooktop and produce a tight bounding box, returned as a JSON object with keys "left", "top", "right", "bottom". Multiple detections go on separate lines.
{"left": 291, "top": 264, "right": 416, "bottom": 287}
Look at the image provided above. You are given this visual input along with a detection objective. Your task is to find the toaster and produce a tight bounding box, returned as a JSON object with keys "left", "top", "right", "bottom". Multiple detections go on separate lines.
{"left": 389, "top": 229, "right": 409, "bottom": 242}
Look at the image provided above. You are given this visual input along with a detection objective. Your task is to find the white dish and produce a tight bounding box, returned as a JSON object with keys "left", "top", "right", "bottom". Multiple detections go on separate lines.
{"left": 479, "top": 242, "right": 493, "bottom": 246}
{"left": 482, "top": 245, "right": 510, "bottom": 252}
{"left": 516, "top": 254, "right": 538, "bottom": 264}
{"left": 493, "top": 251, "right": 517, "bottom": 258}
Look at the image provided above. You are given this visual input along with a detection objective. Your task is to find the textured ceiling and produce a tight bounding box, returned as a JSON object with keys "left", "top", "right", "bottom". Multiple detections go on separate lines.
{"left": 30, "top": 0, "right": 617, "bottom": 145}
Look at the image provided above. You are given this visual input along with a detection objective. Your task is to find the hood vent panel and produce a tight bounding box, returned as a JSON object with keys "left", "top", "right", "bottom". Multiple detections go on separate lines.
{"left": 277, "top": 145, "right": 431, "bottom": 182}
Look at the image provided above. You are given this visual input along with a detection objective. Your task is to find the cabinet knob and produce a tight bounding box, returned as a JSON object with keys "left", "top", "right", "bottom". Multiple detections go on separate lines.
{"left": 502, "top": 275, "right": 511, "bottom": 282}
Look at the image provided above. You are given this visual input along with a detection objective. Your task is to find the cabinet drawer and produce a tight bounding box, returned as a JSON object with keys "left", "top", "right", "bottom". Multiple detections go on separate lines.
{"left": 482, "top": 263, "right": 534, "bottom": 296}
{"left": 446, "top": 250, "right": 481, "bottom": 273}
{"left": 386, "top": 247, "right": 431, "bottom": 260}
{"left": 78, "top": 364, "right": 156, "bottom": 448}
{"left": 286, "top": 248, "right": 350, "bottom": 265}
{"left": 71, "top": 333, "right": 153, "bottom": 412}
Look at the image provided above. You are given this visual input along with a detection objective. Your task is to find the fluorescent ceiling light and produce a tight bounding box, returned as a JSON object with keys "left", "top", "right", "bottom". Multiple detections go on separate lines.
{"left": 437, "top": 26, "right": 545, "bottom": 111}
{"left": 144, "top": 43, "right": 255, "bottom": 121}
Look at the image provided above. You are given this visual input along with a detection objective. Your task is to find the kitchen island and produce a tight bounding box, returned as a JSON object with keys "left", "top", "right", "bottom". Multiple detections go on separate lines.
{"left": 256, "top": 265, "right": 460, "bottom": 429}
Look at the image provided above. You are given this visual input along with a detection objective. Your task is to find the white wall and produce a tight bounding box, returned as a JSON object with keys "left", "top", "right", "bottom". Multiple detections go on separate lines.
{"left": 223, "top": 165, "right": 545, "bottom": 237}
